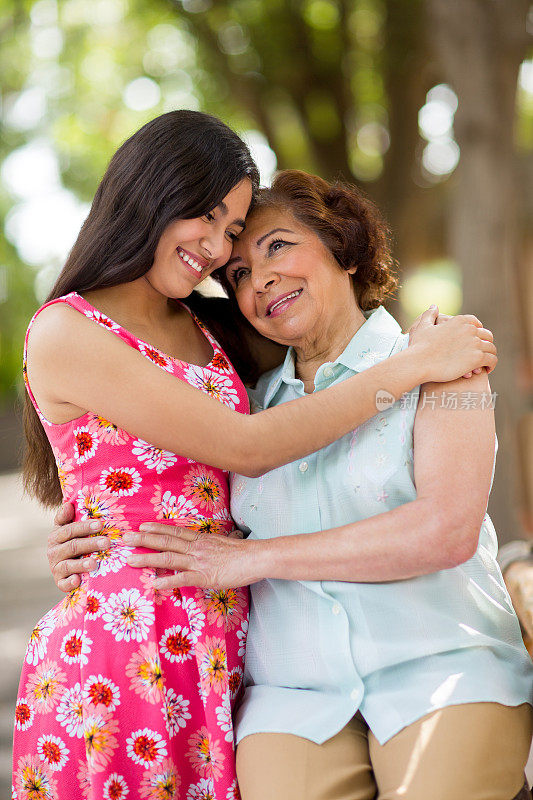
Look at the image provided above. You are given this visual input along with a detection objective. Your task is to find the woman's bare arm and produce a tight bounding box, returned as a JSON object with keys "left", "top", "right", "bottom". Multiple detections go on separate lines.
{"left": 242, "top": 370, "right": 495, "bottom": 583}
{"left": 28, "top": 304, "right": 495, "bottom": 480}
{"left": 121, "top": 370, "right": 495, "bottom": 588}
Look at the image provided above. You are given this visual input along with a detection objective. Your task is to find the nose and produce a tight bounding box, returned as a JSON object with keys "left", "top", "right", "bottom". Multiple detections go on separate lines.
{"left": 251, "top": 264, "right": 280, "bottom": 293}
{"left": 200, "top": 230, "right": 227, "bottom": 263}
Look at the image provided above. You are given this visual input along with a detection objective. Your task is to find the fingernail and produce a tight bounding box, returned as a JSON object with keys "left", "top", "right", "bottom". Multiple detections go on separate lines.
{"left": 429, "top": 304, "right": 437, "bottom": 310}
{"left": 123, "top": 534, "right": 134, "bottom": 543}
{"left": 139, "top": 524, "right": 152, "bottom": 531}
{"left": 90, "top": 521, "right": 102, "bottom": 531}
{"left": 96, "top": 537, "right": 109, "bottom": 547}
{"left": 83, "top": 559, "right": 95, "bottom": 569}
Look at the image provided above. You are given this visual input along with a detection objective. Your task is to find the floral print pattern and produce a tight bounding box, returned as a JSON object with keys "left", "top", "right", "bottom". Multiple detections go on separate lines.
{"left": 183, "top": 466, "right": 225, "bottom": 513}
{"left": 99, "top": 467, "right": 142, "bottom": 497}
{"left": 15, "top": 292, "right": 249, "bottom": 799}
{"left": 183, "top": 366, "right": 241, "bottom": 410}
{"left": 15, "top": 753, "right": 57, "bottom": 800}
{"left": 36, "top": 734, "right": 70, "bottom": 772}
{"left": 138, "top": 342, "right": 174, "bottom": 373}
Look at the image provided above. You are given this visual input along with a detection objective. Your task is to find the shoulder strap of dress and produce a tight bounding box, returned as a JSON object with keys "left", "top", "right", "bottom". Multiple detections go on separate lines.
{"left": 179, "top": 300, "right": 222, "bottom": 355}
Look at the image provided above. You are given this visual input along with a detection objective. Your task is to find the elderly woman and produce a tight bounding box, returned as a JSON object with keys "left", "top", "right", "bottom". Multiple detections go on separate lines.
{"left": 48, "top": 170, "right": 532, "bottom": 800}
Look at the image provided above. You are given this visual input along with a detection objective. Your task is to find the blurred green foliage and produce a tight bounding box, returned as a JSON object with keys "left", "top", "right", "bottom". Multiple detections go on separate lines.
{"left": 0, "top": 0, "right": 532, "bottom": 408}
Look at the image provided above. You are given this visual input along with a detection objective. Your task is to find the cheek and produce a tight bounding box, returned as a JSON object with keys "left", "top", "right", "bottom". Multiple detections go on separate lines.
{"left": 212, "top": 241, "right": 234, "bottom": 270}
{"left": 235, "top": 288, "right": 256, "bottom": 321}
{"left": 179, "top": 220, "right": 206, "bottom": 241}
{"left": 223, "top": 239, "right": 234, "bottom": 262}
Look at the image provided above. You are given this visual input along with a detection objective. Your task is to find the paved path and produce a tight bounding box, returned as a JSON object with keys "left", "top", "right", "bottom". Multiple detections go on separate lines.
{"left": 0, "top": 472, "right": 62, "bottom": 800}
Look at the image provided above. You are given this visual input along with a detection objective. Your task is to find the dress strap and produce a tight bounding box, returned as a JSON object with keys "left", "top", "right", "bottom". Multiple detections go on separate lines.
{"left": 179, "top": 301, "right": 222, "bottom": 356}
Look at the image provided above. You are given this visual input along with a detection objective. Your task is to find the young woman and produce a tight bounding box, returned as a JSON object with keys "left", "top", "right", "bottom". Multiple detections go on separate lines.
{"left": 17, "top": 111, "right": 497, "bottom": 800}
{"left": 49, "top": 170, "right": 531, "bottom": 800}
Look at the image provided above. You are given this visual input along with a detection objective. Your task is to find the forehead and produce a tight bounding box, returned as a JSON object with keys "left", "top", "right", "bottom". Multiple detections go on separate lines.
{"left": 233, "top": 206, "right": 305, "bottom": 253}
{"left": 224, "top": 178, "right": 253, "bottom": 207}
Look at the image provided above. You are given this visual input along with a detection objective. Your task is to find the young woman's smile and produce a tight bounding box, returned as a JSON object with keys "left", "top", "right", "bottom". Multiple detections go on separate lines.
{"left": 148, "top": 178, "right": 252, "bottom": 298}
{"left": 176, "top": 246, "right": 210, "bottom": 276}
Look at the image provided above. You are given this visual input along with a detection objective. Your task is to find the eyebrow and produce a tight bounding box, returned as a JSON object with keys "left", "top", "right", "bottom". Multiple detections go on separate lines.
{"left": 225, "top": 255, "right": 242, "bottom": 268}
{"left": 217, "top": 200, "right": 246, "bottom": 231}
{"left": 224, "top": 227, "right": 296, "bottom": 270}
{"left": 256, "top": 228, "right": 294, "bottom": 247}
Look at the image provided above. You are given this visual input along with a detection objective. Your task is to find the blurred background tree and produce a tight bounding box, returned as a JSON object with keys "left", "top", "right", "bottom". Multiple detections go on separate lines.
{"left": 1, "top": 0, "right": 532, "bottom": 542}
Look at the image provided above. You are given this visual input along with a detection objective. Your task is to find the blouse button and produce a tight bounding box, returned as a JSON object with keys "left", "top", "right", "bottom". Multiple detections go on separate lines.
{"left": 323, "top": 366, "right": 334, "bottom": 378}
{"left": 299, "top": 461, "right": 309, "bottom": 473}
{"left": 350, "top": 688, "right": 360, "bottom": 701}
{"left": 332, "top": 604, "right": 341, "bottom": 615}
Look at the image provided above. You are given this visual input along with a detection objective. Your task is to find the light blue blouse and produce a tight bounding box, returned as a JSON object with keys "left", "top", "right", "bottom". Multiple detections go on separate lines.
{"left": 231, "top": 306, "right": 533, "bottom": 746}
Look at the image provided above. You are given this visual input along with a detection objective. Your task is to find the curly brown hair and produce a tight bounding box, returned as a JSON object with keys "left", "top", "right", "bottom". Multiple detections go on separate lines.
{"left": 245, "top": 169, "right": 398, "bottom": 311}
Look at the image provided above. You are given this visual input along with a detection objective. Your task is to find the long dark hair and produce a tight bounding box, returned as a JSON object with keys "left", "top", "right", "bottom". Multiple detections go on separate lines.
{"left": 23, "top": 110, "right": 260, "bottom": 506}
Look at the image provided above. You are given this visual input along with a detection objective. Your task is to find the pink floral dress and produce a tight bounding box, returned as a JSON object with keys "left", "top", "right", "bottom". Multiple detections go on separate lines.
{"left": 13, "top": 292, "right": 250, "bottom": 800}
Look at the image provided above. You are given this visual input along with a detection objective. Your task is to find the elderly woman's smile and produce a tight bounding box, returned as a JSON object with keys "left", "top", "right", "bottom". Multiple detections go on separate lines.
{"left": 226, "top": 207, "right": 366, "bottom": 380}
{"left": 266, "top": 288, "right": 303, "bottom": 318}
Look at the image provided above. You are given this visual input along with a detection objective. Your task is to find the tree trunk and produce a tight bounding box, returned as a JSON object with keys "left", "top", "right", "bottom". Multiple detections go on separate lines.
{"left": 377, "top": 0, "right": 438, "bottom": 325}
{"left": 427, "top": 0, "right": 532, "bottom": 543}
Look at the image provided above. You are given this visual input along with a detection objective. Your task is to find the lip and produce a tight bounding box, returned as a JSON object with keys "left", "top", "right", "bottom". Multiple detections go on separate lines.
{"left": 266, "top": 289, "right": 303, "bottom": 317}
{"left": 176, "top": 246, "right": 210, "bottom": 276}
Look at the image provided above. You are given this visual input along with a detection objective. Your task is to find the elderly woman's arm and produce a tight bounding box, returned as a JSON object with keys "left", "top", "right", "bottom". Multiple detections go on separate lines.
{"left": 249, "top": 369, "right": 494, "bottom": 583}
{"left": 119, "top": 369, "right": 495, "bottom": 588}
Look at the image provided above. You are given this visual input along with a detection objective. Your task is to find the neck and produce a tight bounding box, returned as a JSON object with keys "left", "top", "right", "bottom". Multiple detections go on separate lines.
{"left": 293, "top": 303, "right": 367, "bottom": 392}
{"left": 84, "top": 276, "right": 176, "bottom": 328}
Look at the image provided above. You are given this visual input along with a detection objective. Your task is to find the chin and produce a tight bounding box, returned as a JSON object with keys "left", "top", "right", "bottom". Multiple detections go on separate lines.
{"left": 260, "top": 329, "right": 305, "bottom": 349}
{"left": 165, "top": 279, "right": 198, "bottom": 300}
{"left": 259, "top": 331, "right": 287, "bottom": 346}
{"left": 270, "top": 318, "right": 309, "bottom": 339}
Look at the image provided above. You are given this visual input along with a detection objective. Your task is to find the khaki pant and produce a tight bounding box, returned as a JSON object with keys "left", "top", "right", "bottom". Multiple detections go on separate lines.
{"left": 236, "top": 702, "right": 533, "bottom": 800}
